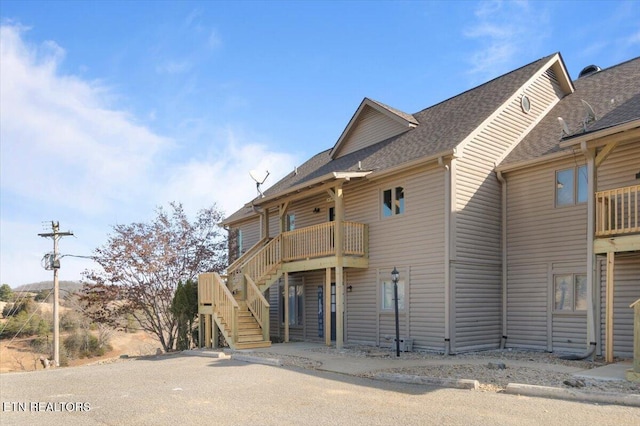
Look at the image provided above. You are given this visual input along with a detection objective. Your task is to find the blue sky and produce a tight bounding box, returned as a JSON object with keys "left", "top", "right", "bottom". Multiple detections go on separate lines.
{"left": 1, "top": 0, "right": 639, "bottom": 287}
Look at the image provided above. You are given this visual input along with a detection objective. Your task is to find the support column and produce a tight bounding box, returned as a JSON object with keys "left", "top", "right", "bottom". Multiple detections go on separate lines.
{"left": 198, "top": 314, "right": 204, "bottom": 348}
{"left": 212, "top": 320, "right": 219, "bottom": 349}
{"left": 325, "top": 267, "right": 331, "bottom": 346}
{"left": 606, "top": 251, "right": 615, "bottom": 362}
{"left": 584, "top": 146, "right": 598, "bottom": 352}
{"left": 334, "top": 185, "right": 345, "bottom": 350}
{"left": 205, "top": 315, "right": 212, "bottom": 348}
{"left": 284, "top": 272, "right": 290, "bottom": 343}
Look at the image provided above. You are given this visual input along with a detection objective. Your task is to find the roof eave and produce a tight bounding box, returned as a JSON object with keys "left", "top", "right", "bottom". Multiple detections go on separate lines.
{"left": 559, "top": 119, "right": 640, "bottom": 149}
{"left": 252, "top": 171, "right": 372, "bottom": 207}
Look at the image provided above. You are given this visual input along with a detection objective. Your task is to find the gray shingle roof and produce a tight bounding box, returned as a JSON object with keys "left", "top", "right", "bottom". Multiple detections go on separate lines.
{"left": 502, "top": 56, "right": 640, "bottom": 166}
{"left": 224, "top": 53, "right": 558, "bottom": 224}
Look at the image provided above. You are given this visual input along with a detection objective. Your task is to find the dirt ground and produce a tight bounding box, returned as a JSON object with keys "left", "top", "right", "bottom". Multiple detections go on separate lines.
{"left": 0, "top": 330, "right": 159, "bottom": 373}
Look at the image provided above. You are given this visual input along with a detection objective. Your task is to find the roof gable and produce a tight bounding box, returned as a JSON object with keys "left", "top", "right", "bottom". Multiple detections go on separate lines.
{"left": 224, "top": 53, "right": 577, "bottom": 225}
{"left": 330, "top": 98, "right": 418, "bottom": 159}
{"left": 501, "top": 56, "right": 640, "bottom": 168}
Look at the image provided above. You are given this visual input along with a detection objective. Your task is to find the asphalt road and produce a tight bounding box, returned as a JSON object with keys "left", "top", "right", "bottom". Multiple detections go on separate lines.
{"left": 1, "top": 354, "right": 639, "bottom": 426}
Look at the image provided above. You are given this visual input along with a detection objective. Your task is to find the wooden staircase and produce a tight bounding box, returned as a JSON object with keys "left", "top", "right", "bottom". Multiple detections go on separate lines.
{"left": 232, "top": 300, "right": 271, "bottom": 350}
{"left": 198, "top": 236, "right": 280, "bottom": 350}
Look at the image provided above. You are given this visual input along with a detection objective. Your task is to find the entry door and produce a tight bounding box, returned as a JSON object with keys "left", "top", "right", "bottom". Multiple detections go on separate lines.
{"left": 317, "top": 284, "right": 337, "bottom": 341}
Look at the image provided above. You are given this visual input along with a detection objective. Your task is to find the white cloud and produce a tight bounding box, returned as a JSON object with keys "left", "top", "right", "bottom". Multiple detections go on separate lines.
{"left": 1, "top": 24, "right": 170, "bottom": 215}
{"left": 464, "top": 1, "right": 550, "bottom": 80}
{"left": 0, "top": 24, "right": 296, "bottom": 286}
{"left": 163, "top": 127, "right": 297, "bottom": 217}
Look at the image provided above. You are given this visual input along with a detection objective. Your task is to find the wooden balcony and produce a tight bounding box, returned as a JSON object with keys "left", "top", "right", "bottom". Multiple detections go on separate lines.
{"left": 283, "top": 221, "right": 368, "bottom": 261}
{"left": 596, "top": 184, "right": 639, "bottom": 237}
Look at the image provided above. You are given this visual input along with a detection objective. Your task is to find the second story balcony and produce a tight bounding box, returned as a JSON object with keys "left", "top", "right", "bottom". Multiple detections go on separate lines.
{"left": 596, "top": 184, "right": 639, "bottom": 237}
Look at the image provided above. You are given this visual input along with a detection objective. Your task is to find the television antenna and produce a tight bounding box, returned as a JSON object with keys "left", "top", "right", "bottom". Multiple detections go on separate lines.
{"left": 249, "top": 170, "right": 270, "bottom": 198}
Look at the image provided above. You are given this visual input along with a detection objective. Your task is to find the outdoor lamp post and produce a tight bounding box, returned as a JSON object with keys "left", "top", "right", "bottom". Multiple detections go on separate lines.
{"left": 391, "top": 267, "right": 400, "bottom": 357}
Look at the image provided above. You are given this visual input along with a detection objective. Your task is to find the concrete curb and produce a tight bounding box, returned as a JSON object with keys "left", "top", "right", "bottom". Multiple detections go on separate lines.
{"left": 232, "top": 354, "right": 283, "bottom": 367}
{"left": 505, "top": 383, "right": 640, "bottom": 407}
{"left": 182, "top": 350, "right": 230, "bottom": 359}
{"left": 374, "top": 372, "right": 479, "bottom": 390}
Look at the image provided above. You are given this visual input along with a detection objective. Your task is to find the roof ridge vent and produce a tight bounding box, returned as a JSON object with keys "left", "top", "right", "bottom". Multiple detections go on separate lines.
{"left": 578, "top": 64, "right": 601, "bottom": 79}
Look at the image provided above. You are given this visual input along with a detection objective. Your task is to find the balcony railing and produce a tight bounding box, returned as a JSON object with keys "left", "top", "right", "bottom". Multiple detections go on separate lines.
{"left": 596, "top": 184, "right": 639, "bottom": 237}
{"left": 282, "top": 221, "right": 368, "bottom": 262}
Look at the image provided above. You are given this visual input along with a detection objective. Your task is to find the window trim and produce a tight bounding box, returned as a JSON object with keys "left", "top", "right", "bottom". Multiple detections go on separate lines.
{"left": 380, "top": 279, "right": 405, "bottom": 312}
{"left": 553, "top": 273, "right": 587, "bottom": 313}
{"left": 555, "top": 165, "right": 587, "bottom": 208}
{"left": 381, "top": 186, "right": 405, "bottom": 218}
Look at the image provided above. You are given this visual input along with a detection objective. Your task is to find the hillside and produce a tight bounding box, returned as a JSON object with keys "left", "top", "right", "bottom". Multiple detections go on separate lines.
{"left": 11, "top": 281, "right": 83, "bottom": 294}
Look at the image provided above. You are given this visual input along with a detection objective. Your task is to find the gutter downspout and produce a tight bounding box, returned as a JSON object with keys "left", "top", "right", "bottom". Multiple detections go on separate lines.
{"left": 555, "top": 143, "right": 598, "bottom": 361}
{"left": 581, "top": 142, "right": 598, "bottom": 360}
{"left": 496, "top": 170, "right": 508, "bottom": 350}
{"left": 439, "top": 156, "right": 452, "bottom": 355}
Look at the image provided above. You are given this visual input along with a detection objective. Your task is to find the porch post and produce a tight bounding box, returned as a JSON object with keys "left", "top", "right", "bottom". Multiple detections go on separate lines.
{"left": 335, "top": 184, "right": 345, "bottom": 350}
{"left": 606, "top": 251, "right": 615, "bottom": 362}
{"left": 205, "top": 314, "right": 212, "bottom": 349}
{"left": 284, "top": 272, "right": 290, "bottom": 343}
{"left": 212, "top": 319, "right": 219, "bottom": 349}
{"left": 325, "top": 267, "right": 331, "bottom": 346}
{"left": 198, "top": 314, "right": 204, "bottom": 348}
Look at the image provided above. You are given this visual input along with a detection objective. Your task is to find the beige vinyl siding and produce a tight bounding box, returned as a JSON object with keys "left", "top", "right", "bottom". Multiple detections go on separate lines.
{"left": 303, "top": 271, "right": 326, "bottom": 342}
{"left": 596, "top": 140, "right": 640, "bottom": 191}
{"left": 453, "top": 68, "right": 563, "bottom": 351}
{"left": 599, "top": 255, "right": 640, "bottom": 357}
{"left": 334, "top": 106, "right": 409, "bottom": 159}
{"left": 505, "top": 263, "right": 548, "bottom": 349}
{"left": 408, "top": 263, "right": 445, "bottom": 350}
{"left": 343, "top": 165, "right": 446, "bottom": 350}
{"left": 505, "top": 158, "right": 589, "bottom": 351}
{"left": 345, "top": 268, "right": 378, "bottom": 344}
{"left": 267, "top": 282, "right": 280, "bottom": 341}
{"left": 453, "top": 263, "right": 502, "bottom": 350}
{"left": 552, "top": 315, "right": 587, "bottom": 352}
{"left": 234, "top": 218, "right": 261, "bottom": 256}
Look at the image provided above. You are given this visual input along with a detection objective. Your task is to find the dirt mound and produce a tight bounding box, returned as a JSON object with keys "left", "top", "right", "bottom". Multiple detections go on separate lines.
{"left": 0, "top": 330, "right": 158, "bottom": 373}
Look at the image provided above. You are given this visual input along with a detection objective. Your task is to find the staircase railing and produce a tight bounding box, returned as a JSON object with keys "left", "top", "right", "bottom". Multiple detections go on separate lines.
{"left": 245, "top": 274, "right": 270, "bottom": 342}
{"left": 210, "top": 272, "right": 239, "bottom": 345}
{"left": 243, "top": 234, "right": 283, "bottom": 285}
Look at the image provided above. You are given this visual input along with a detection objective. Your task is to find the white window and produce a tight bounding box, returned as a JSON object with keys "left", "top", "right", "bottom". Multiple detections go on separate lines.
{"left": 381, "top": 280, "right": 405, "bottom": 311}
{"left": 554, "top": 274, "right": 587, "bottom": 312}
{"left": 382, "top": 186, "right": 405, "bottom": 217}
{"left": 556, "top": 165, "right": 587, "bottom": 206}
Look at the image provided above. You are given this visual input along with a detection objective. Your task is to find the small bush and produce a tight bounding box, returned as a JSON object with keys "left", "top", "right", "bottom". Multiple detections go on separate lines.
{"left": 63, "top": 330, "right": 112, "bottom": 359}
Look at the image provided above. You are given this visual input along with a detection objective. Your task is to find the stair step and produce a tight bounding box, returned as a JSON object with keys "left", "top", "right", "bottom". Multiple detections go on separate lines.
{"left": 234, "top": 341, "right": 272, "bottom": 350}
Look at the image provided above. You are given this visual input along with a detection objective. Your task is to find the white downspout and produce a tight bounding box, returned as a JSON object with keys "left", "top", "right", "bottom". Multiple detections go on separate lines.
{"left": 439, "top": 156, "right": 452, "bottom": 355}
{"left": 581, "top": 142, "right": 598, "bottom": 359}
{"left": 496, "top": 170, "right": 508, "bottom": 350}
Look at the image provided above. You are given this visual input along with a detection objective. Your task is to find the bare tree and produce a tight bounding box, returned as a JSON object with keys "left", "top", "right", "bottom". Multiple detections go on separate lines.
{"left": 81, "top": 202, "right": 227, "bottom": 352}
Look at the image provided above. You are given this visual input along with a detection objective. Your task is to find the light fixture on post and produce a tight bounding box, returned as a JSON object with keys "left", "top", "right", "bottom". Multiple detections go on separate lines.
{"left": 391, "top": 266, "right": 400, "bottom": 357}
{"left": 347, "top": 285, "right": 353, "bottom": 292}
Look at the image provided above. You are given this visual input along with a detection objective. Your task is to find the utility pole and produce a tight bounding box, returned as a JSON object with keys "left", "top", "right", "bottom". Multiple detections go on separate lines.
{"left": 39, "top": 221, "right": 73, "bottom": 367}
